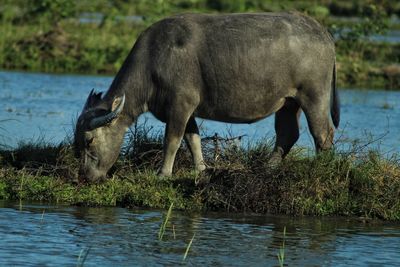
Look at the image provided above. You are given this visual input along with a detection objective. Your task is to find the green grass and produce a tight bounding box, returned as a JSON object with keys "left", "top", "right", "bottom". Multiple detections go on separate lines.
{"left": 159, "top": 202, "right": 174, "bottom": 241}
{"left": 277, "top": 227, "right": 286, "bottom": 267}
{"left": 156, "top": 201, "right": 196, "bottom": 261}
{"left": 0, "top": 126, "right": 400, "bottom": 220}
{"left": 183, "top": 233, "right": 195, "bottom": 262}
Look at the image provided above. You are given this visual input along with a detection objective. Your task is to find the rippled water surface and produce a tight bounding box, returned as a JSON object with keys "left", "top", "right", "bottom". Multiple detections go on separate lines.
{"left": 0, "top": 201, "right": 399, "bottom": 266}
{"left": 0, "top": 71, "right": 399, "bottom": 153}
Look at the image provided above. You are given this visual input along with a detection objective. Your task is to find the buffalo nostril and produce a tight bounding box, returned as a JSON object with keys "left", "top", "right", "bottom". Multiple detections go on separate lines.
{"left": 77, "top": 166, "right": 105, "bottom": 183}
{"left": 78, "top": 168, "right": 88, "bottom": 181}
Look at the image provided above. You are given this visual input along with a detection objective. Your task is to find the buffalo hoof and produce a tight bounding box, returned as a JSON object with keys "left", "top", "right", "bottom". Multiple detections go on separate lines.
{"left": 195, "top": 163, "right": 207, "bottom": 172}
{"left": 268, "top": 153, "right": 283, "bottom": 169}
{"left": 156, "top": 167, "right": 172, "bottom": 178}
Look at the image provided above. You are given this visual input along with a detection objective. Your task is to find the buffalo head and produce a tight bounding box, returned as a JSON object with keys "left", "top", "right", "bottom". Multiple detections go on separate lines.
{"left": 74, "top": 89, "right": 127, "bottom": 182}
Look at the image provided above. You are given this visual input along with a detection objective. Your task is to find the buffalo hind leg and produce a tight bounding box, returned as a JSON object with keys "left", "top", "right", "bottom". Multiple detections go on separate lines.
{"left": 301, "top": 96, "right": 334, "bottom": 153}
{"left": 184, "top": 117, "right": 206, "bottom": 172}
{"left": 269, "top": 98, "right": 301, "bottom": 166}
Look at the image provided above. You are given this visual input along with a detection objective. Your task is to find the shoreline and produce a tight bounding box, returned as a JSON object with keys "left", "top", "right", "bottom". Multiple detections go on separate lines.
{"left": 0, "top": 67, "right": 398, "bottom": 91}
{"left": 0, "top": 63, "right": 399, "bottom": 91}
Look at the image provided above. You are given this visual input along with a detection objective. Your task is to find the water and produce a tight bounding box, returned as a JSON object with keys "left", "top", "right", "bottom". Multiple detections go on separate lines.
{"left": 369, "top": 29, "right": 400, "bottom": 43}
{"left": 331, "top": 16, "right": 400, "bottom": 43}
{"left": 0, "top": 201, "right": 399, "bottom": 266}
{"left": 333, "top": 28, "right": 400, "bottom": 44}
{"left": 0, "top": 70, "right": 399, "bottom": 154}
{"left": 79, "top": 12, "right": 144, "bottom": 24}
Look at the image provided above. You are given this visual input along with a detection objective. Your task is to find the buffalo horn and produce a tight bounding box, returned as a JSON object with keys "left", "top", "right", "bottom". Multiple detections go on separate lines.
{"left": 88, "top": 94, "right": 125, "bottom": 130}
{"left": 83, "top": 89, "right": 95, "bottom": 110}
{"left": 83, "top": 89, "right": 103, "bottom": 111}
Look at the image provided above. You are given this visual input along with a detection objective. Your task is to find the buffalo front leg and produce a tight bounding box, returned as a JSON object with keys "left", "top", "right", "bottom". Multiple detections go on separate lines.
{"left": 159, "top": 108, "right": 194, "bottom": 177}
{"left": 184, "top": 117, "right": 206, "bottom": 172}
{"left": 269, "top": 98, "right": 301, "bottom": 166}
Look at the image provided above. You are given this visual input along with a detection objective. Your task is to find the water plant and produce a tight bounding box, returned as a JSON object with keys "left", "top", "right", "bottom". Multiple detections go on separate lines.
{"left": 182, "top": 233, "right": 195, "bottom": 262}
{"left": 158, "top": 202, "right": 174, "bottom": 241}
{"left": 76, "top": 247, "right": 91, "bottom": 267}
{"left": 40, "top": 209, "right": 45, "bottom": 225}
{"left": 277, "top": 227, "right": 286, "bottom": 267}
{"left": 381, "top": 102, "right": 394, "bottom": 110}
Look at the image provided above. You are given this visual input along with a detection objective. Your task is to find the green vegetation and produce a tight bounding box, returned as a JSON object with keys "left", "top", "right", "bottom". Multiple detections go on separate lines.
{"left": 0, "top": 125, "right": 399, "bottom": 220}
{"left": 76, "top": 247, "right": 91, "bottom": 267}
{"left": 0, "top": 0, "right": 399, "bottom": 89}
{"left": 159, "top": 202, "right": 174, "bottom": 241}
{"left": 183, "top": 233, "right": 195, "bottom": 261}
{"left": 277, "top": 226, "right": 286, "bottom": 267}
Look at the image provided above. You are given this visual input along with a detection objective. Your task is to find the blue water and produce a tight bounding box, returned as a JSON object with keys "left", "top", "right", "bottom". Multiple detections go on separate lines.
{"left": 0, "top": 201, "right": 399, "bottom": 266}
{"left": 0, "top": 70, "right": 399, "bottom": 154}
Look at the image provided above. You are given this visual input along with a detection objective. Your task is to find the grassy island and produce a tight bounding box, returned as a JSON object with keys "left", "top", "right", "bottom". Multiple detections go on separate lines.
{"left": 0, "top": 126, "right": 399, "bottom": 220}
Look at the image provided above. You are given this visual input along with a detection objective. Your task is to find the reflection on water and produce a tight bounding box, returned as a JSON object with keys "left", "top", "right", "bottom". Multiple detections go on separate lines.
{"left": 0, "top": 70, "right": 399, "bottom": 154}
{"left": 0, "top": 201, "right": 399, "bottom": 266}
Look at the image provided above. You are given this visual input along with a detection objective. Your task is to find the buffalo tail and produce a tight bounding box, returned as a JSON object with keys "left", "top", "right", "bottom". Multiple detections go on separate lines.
{"left": 331, "top": 60, "right": 340, "bottom": 128}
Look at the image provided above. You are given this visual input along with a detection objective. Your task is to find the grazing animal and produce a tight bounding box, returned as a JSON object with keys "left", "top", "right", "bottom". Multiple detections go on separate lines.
{"left": 74, "top": 12, "right": 339, "bottom": 182}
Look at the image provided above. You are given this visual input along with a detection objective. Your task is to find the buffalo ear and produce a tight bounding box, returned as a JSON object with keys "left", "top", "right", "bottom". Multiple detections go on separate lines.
{"left": 111, "top": 95, "right": 125, "bottom": 113}
{"left": 88, "top": 94, "right": 125, "bottom": 130}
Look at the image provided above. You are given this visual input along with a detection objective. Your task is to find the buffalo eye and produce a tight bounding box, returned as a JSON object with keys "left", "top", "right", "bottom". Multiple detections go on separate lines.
{"left": 86, "top": 137, "right": 94, "bottom": 148}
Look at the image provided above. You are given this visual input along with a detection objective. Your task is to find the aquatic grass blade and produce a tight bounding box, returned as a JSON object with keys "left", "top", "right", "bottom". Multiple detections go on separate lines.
{"left": 39, "top": 209, "right": 45, "bottom": 228}
{"left": 277, "top": 226, "right": 286, "bottom": 267}
{"left": 41, "top": 209, "right": 45, "bottom": 222}
{"left": 76, "top": 247, "right": 91, "bottom": 267}
{"left": 183, "top": 233, "right": 195, "bottom": 261}
{"left": 158, "top": 202, "right": 174, "bottom": 241}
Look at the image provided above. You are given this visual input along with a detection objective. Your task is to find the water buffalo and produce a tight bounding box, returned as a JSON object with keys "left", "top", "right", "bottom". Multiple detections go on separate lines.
{"left": 74, "top": 12, "right": 339, "bottom": 182}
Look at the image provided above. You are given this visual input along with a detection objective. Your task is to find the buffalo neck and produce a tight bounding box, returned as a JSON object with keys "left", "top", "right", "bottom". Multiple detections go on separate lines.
{"left": 103, "top": 49, "right": 151, "bottom": 123}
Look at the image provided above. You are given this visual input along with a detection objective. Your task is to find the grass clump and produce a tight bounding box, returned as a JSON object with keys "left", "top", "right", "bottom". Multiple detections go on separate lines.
{"left": 158, "top": 202, "right": 174, "bottom": 241}
{"left": 0, "top": 125, "right": 399, "bottom": 220}
{"left": 201, "top": 148, "right": 400, "bottom": 220}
